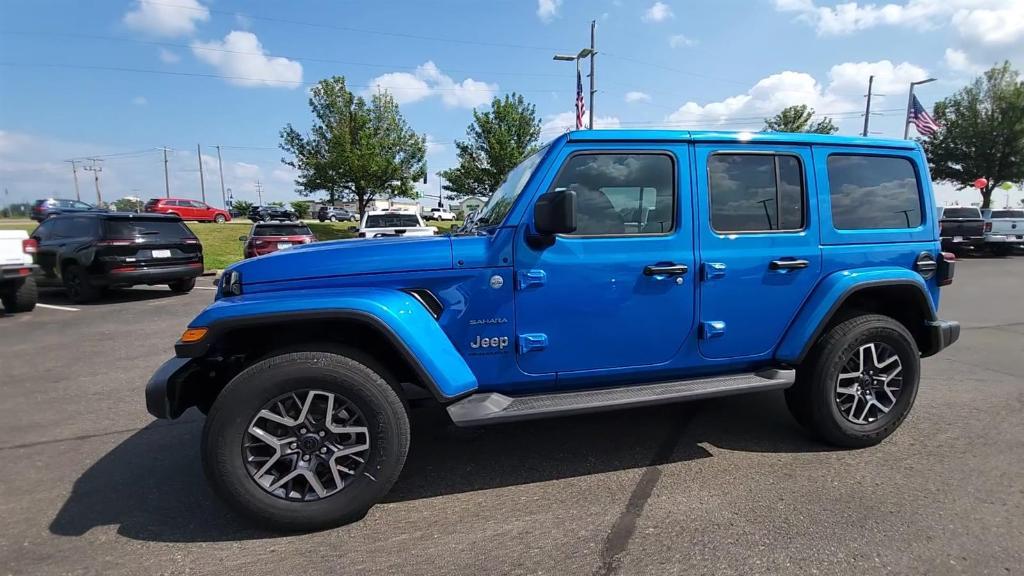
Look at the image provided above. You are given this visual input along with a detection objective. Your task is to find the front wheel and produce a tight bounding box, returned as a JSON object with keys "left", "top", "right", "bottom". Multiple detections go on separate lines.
{"left": 201, "top": 350, "right": 410, "bottom": 532}
{"left": 785, "top": 314, "right": 920, "bottom": 448}
{"left": 329, "top": 215, "right": 338, "bottom": 222}
{"left": 214, "top": 214, "right": 226, "bottom": 224}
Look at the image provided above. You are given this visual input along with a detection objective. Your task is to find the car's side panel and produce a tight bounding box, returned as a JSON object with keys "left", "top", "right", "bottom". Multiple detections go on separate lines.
{"left": 774, "top": 266, "right": 936, "bottom": 363}
{"left": 188, "top": 287, "right": 479, "bottom": 399}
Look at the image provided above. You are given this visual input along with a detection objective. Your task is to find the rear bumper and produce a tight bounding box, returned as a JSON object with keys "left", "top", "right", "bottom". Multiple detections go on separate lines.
{"left": 0, "top": 263, "right": 37, "bottom": 282}
{"left": 97, "top": 263, "right": 203, "bottom": 286}
{"left": 146, "top": 356, "right": 201, "bottom": 419}
{"left": 983, "top": 234, "right": 1024, "bottom": 243}
{"left": 941, "top": 236, "right": 985, "bottom": 248}
{"left": 922, "top": 320, "right": 960, "bottom": 358}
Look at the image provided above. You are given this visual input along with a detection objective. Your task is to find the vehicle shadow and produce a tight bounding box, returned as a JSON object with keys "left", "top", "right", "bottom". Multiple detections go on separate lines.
{"left": 38, "top": 286, "right": 189, "bottom": 307}
{"left": 49, "top": 391, "right": 829, "bottom": 543}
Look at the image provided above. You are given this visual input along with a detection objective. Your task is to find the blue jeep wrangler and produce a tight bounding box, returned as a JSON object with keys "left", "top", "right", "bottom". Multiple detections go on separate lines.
{"left": 146, "top": 130, "right": 959, "bottom": 531}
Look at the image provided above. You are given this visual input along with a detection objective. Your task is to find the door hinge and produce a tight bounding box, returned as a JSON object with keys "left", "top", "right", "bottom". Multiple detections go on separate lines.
{"left": 702, "top": 262, "right": 727, "bottom": 280}
{"left": 518, "top": 333, "right": 548, "bottom": 353}
{"left": 700, "top": 321, "right": 727, "bottom": 339}
{"left": 517, "top": 269, "right": 547, "bottom": 289}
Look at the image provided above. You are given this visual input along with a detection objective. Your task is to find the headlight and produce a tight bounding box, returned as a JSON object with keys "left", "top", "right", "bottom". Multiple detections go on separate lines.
{"left": 220, "top": 269, "right": 242, "bottom": 297}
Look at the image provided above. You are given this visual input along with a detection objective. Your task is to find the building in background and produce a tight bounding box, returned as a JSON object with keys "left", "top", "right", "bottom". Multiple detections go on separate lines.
{"left": 458, "top": 196, "right": 486, "bottom": 218}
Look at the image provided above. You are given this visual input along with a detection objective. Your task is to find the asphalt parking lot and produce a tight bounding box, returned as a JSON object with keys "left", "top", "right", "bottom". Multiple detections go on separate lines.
{"left": 0, "top": 259, "right": 1022, "bottom": 576}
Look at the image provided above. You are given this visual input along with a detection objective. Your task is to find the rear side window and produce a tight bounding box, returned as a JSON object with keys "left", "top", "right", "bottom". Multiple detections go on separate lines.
{"left": 942, "top": 207, "right": 982, "bottom": 219}
{"left": 551, "top": 153, "right": 675, "bottom": 235}
{"left": 253, "top": 225, "right": 312, "bottom": 236}
{"left": 55, "top": 217, "right": 98, "bottom": 237}
{"left": 708, "top": 154, "right": 804, "bottom": 232}
{"left": 104, "top": 219, "right": 195, "bottom": 239}
{"left": 828, "top": 155, "right": 922, "bottom": 230}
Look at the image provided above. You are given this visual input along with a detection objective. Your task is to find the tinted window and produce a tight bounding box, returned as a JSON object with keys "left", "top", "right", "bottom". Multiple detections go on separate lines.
{"left": 364, "top": 214, "right": 421, "bottom": 228}
{"left": 71, "top": 201, "right": 93, "bottom": 209}
{"left": 190, "top": 201, "right": 208, "bottom": 209}
{"left": 991, "top": 210, "right": 1024, "bottom": 219}
{"left": 253, "top": 224, "right": 312, "bottom": 236}
{"left": 708, "top": 154, "right": 804, "bottom": 232}
{"left": 55, "top": 217, "right": 98, "bottom": 237}
{"left": 828, "top": 155, "right": 922, "bottom": 229}
{"left": 551, "top": 153, "right": 674, "bottom": 235}
{"left": 32, "top": 220, "right": 55, "bottom": 241}
{"left": 942, "top": 207, "right": 982, "bottom": 219}
{"left": 104, "top": 219, "right": 195, "bottom": 239}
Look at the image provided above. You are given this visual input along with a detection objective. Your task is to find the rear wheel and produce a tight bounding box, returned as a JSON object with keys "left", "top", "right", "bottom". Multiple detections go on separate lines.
{"left": 329, "top": 215, "right": 338, "bottom": 222}
{"left": 786, "top": 314, "right": 919, "bottom": 448}
{"left": 201, "top": 350, "right": 409, "bottom": 532}
{"left": 63, "top": 265, "right": 102, "bottom": 303}
{"left": 1, "top": 277, "right": 37, "bottom": 313}
{"left": 169, "top": 277, "right": 196, "bottom": 293}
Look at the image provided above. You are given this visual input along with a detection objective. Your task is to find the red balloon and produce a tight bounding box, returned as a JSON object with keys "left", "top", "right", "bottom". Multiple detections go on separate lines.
{"left": 974, "top": 178, "right": 988, "bottom": 189}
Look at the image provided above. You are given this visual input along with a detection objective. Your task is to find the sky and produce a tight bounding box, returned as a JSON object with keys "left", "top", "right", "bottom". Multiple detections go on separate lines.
{"left": 1, "top": 0, "right": 1023, "bottom": 209}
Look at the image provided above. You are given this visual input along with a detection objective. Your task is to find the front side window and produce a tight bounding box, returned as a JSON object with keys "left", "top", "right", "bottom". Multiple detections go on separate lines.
{"left": 708, "top": 153, "right": 805, "bottom": 233}
{"left": 551, "top": 153, "right": 675, "bottom": 236}
{"left": 828, "top": 155, "right": 922, "bottom": 230}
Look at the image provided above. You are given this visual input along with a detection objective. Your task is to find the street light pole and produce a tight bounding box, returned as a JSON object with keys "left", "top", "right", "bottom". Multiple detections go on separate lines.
{"left": 589, "top": 20, "right": 596, "bottom": 129}
{"left": 553, "top": 45, "right": 596, "bottom": 129}
{"left": 904, "top": 77, "right": 937, "bottom": 139}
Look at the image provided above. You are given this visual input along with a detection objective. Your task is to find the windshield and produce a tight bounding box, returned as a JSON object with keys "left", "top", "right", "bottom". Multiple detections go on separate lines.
{"left": 942, "top": 208, "right": 981, "bottom": 218}
{"left": 472, "top": 145, "right": 549, "bottom": 229}
{"left": 364, "top": 214, "right": 421, "bottom": 228}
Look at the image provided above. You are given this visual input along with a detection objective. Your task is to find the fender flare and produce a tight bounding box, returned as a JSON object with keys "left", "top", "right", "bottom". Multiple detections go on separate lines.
{"left": 776, "top": 269, "right": 937, "bottom": 364}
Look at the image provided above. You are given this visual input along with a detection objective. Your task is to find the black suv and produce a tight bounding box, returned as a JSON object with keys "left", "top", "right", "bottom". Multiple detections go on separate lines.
{"left": 29, "top": 213, "right": 204, "bottom": 303}
{"left": 31, "top": 198, "right": 103, "bottom": 222}
{"left": 317, "top": 205, "right": 356, "bottom": 222}
{"left": 248, "top": 205, "right": 298, "bottom": 222}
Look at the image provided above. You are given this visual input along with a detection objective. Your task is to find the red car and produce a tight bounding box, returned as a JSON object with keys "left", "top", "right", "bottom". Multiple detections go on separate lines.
{"left": 145, "top": 198, "right": 231, "bottom": 223}
{"left": 240, "top": 221, "right": 316, "bottom": 258}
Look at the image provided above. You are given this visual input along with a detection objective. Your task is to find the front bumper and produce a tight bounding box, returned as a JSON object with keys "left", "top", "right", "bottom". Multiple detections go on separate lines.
{"left": 922, "top": 320, "right": 960, "bottom": 358}
{"left": 145, "top": 356, "right": 201, "bottom": 419}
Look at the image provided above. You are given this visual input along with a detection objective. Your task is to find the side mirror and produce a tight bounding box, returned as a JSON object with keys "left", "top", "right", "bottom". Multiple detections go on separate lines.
{"left": 534, "top": 189, "right": 577, "bottom": 236}
{"left": 238, "top": 235, "right": 248, "bottom": 242}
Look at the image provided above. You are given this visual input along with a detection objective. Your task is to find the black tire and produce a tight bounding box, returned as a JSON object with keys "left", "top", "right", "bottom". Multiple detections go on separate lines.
{"left": 168, "top": 277, "right": 196, "bottom": 293}
{"left": 786, "top": 314, "right": 920, "bottom": 448}
{"left": 990, "top": 244, "right": 1011, "bottom": 257}
{"left": 1, "top": 277, "right": 37, "bottom": 313}
{"left": 63, "top": 265, "right": 102, "bottom": 303}
{"left": 201, "top": 350, "right": 410, "bottom": 532}
{"left": 214, "top": 214, "right": 226, "bottom": 224}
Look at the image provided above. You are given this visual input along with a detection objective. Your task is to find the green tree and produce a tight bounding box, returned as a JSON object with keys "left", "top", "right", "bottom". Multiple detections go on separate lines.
{"left": 439, "top": 93, "right": 541, "bottom": 199}
{"left": 924, "top": 62, "right": 1024, "bottom": 209}
{"left": 289, "top": 200, "right": 311, "bottom": 219}
{"left": 230, "top": 199, "right": 254, "bottom": 215}
{"left": 280, "top": 76, "right": 427, "bottom": 214}
{"left": 762, "top": 105, "right": 838, "bottom": 134}
{"left": 268, "top": 201, "right": 285, "bottom": 207}
{"left": 111, "top": 198, "right": 142, "bottom": 212}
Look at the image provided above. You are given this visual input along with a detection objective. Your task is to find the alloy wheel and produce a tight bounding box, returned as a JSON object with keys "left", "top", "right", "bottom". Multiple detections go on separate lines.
{"left": 835, "top": 342, "right": 903, "bottom": 425}
{"left": 243, "top": 389, "right": 370, "bottom": 501}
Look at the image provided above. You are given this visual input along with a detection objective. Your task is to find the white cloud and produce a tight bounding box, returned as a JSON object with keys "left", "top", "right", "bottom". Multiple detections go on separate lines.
{"left": 663, "top": 59, "right": 929, "bottom": 131}
{"left": 668, "top": 34, "right": 696, "bottom": 48}
{"left": 951, "top": 3, "right": 1024, "bottom": 47}
{"left": 123, "top": 0, "right": 209, "bottom": 37}
{"left": 625, "top": 91, "right": 652, "bottom": 103}
{"left": 643, "top": 2, "right": 674, "bottom": 23}
{"left": 271, "top": 167, "right": 297, "bottom": 185}
{"left": 944, "top": 48, "right": 980, "bottom": 73}
{"left": 537, "top": 0, "right": 563, "bottom": 23}
{"left": 367, "top": 61, "right": 497, "bottom": 109}
{"left": 541, "top": 112, "right": 621, "bottom": 135}
{"left": 158, "top": 48, "right": 181, "bottom": 64}
{"left": 425, "top": 135, "right": 446, "bottom": 156}
{"left": 191, "top": 31, "right": 303, "bottom": 88}
{"left": 131, "top": 96, "right": 148, "bottom": 106}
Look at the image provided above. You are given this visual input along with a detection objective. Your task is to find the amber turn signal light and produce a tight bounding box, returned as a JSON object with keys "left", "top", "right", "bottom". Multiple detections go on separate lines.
{"left": 179, "top": 328, "right": 208, "bottom": 343}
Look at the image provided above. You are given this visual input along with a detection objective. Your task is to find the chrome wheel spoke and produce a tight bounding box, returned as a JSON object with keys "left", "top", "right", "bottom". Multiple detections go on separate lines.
{"left": 835, "top": 341, "right": 904, "bottom": 425}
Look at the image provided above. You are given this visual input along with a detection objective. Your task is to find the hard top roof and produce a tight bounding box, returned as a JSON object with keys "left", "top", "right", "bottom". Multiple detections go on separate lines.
{"left": 561, "top": 129, "right": 919, "bottom": 150}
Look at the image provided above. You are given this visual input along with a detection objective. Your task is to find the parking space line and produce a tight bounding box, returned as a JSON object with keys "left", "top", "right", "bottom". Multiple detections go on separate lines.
{"left": 36, "top": 303, "right": 80, "bottom": 312}
{"left": 195, "top": 286, "right": 217, "bottom": 290}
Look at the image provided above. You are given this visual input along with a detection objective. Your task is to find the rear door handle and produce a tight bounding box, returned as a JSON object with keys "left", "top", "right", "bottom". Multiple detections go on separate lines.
{"left": 644, "top": 263, "right": 689, "bottom": 276}
{"left": 769, "top": 259, "right": 809, "bottom": 270}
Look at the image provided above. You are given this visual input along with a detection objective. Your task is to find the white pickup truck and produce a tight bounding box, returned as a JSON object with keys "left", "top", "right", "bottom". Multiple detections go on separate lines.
{"left": 0, "top": 230, "right": 38, "bottom": 313}
{"left": 357, "top": 211, "right": 437, "bottom": 238}
{"left": 981, "top": 208, "right": 1024, "bottom": 256}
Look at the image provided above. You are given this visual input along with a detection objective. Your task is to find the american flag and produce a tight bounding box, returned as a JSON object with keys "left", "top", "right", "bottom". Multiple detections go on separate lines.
{"left": 575, "top": 68, "right": 586, "bottom": 130}
{"left": 909, "top": 95, "right": 940, "bottom": 137}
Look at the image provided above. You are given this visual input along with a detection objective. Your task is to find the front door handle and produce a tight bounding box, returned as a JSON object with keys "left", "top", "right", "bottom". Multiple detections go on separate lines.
{"left": 644, "top": 263, "right": 689, "bottom": 276}
{"left": 769, "top": 259, "right": 809, "bottom": 270}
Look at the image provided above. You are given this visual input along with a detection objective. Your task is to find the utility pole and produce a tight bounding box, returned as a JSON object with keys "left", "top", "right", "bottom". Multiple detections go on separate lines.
{"left": 589, "top": 19, "right": 596, "bottom": 129}
{"left": 254, "top": 180, "right": 263, "bottom": 205}
{"left": 157, "top": 147, "right": 172, "bottom": 198}
{"left": 65, "top": 160, "right": 81, "bottom": 201}
{"left": 83, "top": 159, "right": 103, "bottom": 205}
{"left": 215, "top": 145, "right": 227, "bottom": 208}
{"left": 862, "top": 75, "right": 874, "bottom": 137}
{"left": 197, "top": 143, "right": 206, "bottom": 203}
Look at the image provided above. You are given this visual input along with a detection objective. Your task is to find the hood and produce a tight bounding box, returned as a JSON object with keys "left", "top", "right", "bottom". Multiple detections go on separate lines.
{"left": 230, "top": 235, "right": 454, "bottom": 285}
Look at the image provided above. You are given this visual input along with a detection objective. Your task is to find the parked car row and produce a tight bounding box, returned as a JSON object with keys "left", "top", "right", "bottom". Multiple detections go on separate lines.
{"left": 938, "top": 206, "right": 1024, "bottom": 256}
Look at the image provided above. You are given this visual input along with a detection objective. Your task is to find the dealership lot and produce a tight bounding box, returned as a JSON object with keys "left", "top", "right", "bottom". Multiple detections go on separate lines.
{"left": 0, "top": 260, "right": 1022, "bottom": 576}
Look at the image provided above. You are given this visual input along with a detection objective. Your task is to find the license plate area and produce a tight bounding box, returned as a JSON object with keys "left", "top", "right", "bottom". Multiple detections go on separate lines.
{"left": 276, "top": 242, "right": 292, "bottom": 250}
{"left": 151, "top": 249, "right": 172, "bottom": 258}
{"left": 953, "top": 236, "right": 963, "bottom": 242}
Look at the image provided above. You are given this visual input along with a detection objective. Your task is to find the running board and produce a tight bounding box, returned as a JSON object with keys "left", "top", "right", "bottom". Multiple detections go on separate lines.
{"left": 447, "top": 368, "right": 795, "bottom": 426}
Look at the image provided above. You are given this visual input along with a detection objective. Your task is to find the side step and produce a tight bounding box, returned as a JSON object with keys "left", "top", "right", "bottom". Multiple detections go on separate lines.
{"left": 447, "top": 368, "right": 795, "bottom": 426}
